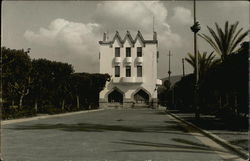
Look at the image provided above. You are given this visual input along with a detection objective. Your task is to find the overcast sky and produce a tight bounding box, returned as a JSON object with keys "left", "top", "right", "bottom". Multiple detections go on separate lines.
{"left": 2, "top": 1, "right": 249, "bottom": 78}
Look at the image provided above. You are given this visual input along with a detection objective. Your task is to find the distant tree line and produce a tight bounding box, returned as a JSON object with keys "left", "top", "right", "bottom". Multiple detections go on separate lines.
{"left": 2, "top": 47, "right": 110, "bottom": 119}
{"left": 159, "top": 21, "right": 249, "bottom": 122}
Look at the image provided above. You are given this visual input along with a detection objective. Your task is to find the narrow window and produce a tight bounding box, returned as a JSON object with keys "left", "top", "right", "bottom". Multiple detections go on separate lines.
{"left": 115, "top": 47, "right": 120, "bottom": 57}
{"left": 126, "top": 47, "right": 131, "bottom": 57}
{"left": 126, "top": 66, "right": 131, "bottom": 77}
{"left": 137, "top": 47, "right": 142, "bottom": 57}
{"left": 137, "top": 65, "right": 142, "bottom": 77}
{"left": 115, "top": 66, "right": 120, "bottom": 77}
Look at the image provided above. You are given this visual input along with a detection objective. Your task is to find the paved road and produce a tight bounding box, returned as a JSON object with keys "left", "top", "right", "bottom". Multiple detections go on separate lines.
{"left": 1, "top": 108, "right": 244, "bottom": 161}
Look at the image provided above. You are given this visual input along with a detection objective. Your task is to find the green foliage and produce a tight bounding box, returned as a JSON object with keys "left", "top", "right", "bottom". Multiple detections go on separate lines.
{"left": 163, "top": 80, "right": 171, "bottom": 90}
{"left": 29, "top": 59, "right": 74, "bottom": 110}
{"left": 185, "top": 51, "right": 221, "bottom": 79}
{"left": 69, "top": 73, "right": 110, "bottom": 108}
{"left": 165, "top": 41, "right": 248, "bottom": 118}
{"left": 161, "top": 39, "right": 248, "bottom": 120}
{"left": 2, "top": 47, "right": 32, "bottom": 108}
{"left": 199, "top": 21, "right": 249, "bottom": 61}
{"left": 200, "top": 41, "right": 249, "bottom": 115}
{"left": 1, "top": 46, "right": 110, "bottom": 119}
{"left": 2, "top": 106, "right": 36, "bottom": 119}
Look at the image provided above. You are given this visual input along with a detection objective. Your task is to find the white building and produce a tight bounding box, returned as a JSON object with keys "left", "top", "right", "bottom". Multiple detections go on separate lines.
{"left": 99, "top": 30, "right": 162, "bottom": 108}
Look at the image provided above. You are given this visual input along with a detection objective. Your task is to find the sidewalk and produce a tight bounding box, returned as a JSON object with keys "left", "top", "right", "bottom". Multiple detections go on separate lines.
{"left": 166, "top": 109, "right": 249, "bottom": 159}
{"left": 1, "top": 109, "right": 104, "bottom": 125}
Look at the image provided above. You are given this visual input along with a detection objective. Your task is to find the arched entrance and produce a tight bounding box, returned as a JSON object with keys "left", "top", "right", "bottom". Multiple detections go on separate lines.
{"left": 134, "top": 89, "right": 149, "bottom": 104}
{"left": 108, "top": 89, "right": 123, "bottom": 103}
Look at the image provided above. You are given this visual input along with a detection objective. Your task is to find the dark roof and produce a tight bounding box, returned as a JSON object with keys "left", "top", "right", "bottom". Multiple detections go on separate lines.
{"left": 99, "top": 30, "right": 157, "bottom": 46}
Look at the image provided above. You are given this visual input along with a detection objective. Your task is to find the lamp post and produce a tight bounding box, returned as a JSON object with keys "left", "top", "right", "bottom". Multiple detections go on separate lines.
{"left": 168, "top": 50, "right": 172, "bottom": 86}
{"left": 182, "top": 58, "right": 185, "bottom": 77}
{"left": 0, "top": 12, "right": 2, "bottom": 159}
{"left": 190, "top": 0, "right": 201, "bottom": 119}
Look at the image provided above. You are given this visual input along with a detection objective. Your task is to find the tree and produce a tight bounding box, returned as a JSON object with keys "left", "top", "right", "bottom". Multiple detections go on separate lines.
{"left": 173, "top": 74, "right": 195, "bottom": 111}
{"left": 87, "top": 73, "right": 110, "bottom": 108}
{"left": 199, "top": 21, "right": 249, "bottom": 61}
{"left": 30, "top": 59, "right": 52, "bottom": 111}
{"left": 2, "top": 47, "right": 32, "bottom": 108}
{"left": 201, "top": 41, "right": 249, "bottom": 116}
{"left": 185, "top": 51, "right": 220, "bottom": 79}
{"left": 69, "top": 73, "right": 90, "bottom": 109}
{"left": 50, "top": 61, "right": 74, "bottom": 110}
{"left": 69, "top": 73, "right": 110, "bottom": 109}
{"left": 2, "top": 46, "right": 111, "bottom": 117}
{"left": 30, "top": 59, "right": 74, "bottom": 111}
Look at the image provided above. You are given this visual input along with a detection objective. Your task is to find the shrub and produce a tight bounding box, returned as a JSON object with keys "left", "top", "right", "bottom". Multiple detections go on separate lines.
{"left": 2, "top": 106, "right": 36, "bottom": 119}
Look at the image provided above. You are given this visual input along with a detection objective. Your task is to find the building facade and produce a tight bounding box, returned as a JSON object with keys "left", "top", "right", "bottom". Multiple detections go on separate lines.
{"left": 99, "top": 30, "right": 162, "bottom": 108}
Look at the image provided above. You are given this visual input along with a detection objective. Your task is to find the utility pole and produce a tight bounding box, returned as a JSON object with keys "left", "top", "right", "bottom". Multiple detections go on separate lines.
{"left": 168, "top": 50, "right": 172, "bottom": 86}
{"left": 153, "top": 16, "right": 155, "bottom": 32}
{"left": 182, "top": 58, "right": 185, "bottom": 77}
{"left": 0, "top": 0, "right": 2, "bottom": 158}
{"left": 190, "top": 0, "right": 201, "bottom": 119}
{"left": 168, "top": 51, "right": 175, "bottom": 108}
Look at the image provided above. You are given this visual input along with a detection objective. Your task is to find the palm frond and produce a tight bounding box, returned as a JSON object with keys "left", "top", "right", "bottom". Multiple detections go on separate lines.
{"left": 230, "top": 30, "right": 249, "bottom": 53}
{"left": 198, "top": 33, "right": 221, "bottom": 55}
{"left": 225, "top": 23, "right": 238, "bottom": 55}
{"left": 207, "top": 26, "right": 224, "bottom": 54}
{"left": 215, "top": 23, "right": 226, "bottom": 53}
{"left": 185, "top": 52, "right": 196, "bottom": 68}
{"left": 200, "top": 21, "right": 248, "bottom": 61}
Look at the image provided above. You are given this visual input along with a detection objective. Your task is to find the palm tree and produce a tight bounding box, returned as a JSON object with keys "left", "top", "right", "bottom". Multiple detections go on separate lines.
{"left": 199, "top": 21, "right": 249, "bottom": 61}
{"left": 185, "top": 51, "right": 220, "bottom": 79}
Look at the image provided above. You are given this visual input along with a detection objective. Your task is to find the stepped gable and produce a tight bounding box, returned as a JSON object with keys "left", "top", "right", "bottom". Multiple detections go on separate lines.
{"left": 112, "top": 31, "right": 123, "bottom": 46}
{"left": 99, "top": 30, "right": 157, "bottom": 46}
{"left": 123, "top": 31, "right": 135, "bottom": 47}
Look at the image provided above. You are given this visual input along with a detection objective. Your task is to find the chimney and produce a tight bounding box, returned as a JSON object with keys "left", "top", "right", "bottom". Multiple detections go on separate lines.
{"left": 103, "top": 32, "right": 107, "bottom": 42}
{"left": 153, "top": 31, "right": 157, "bottom": 41}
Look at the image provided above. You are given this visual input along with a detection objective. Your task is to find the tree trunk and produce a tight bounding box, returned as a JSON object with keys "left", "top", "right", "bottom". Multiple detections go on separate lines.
{"left": 12, "top": 100, "right": 15, "bottom": 106}
{"left": 19, "top": 95, "right": 24, "bottom": 108}
{"left": 18, "top": 89, "right": 29, "bottom": 109}
{"left": 226, "top": 94, "right": 229, "bottom": 106}
{"left": 219, "top": 96, "right": 222, "bottom": 108}
{"left": 76, "top": 95, "right": 80, "bottom": 109}
{"left": 34, "top": 99, "right": 38, "bottom": 112}
{"left": 234, "top": 96, "right": 239, "bottom": 116}
{"left": 62, "top": 99, "right": 65, "bottom": 111}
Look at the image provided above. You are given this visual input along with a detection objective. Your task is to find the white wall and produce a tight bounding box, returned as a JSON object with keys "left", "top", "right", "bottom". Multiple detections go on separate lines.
{"left": 99, "top": 36, "right": 158, "bottom": 102}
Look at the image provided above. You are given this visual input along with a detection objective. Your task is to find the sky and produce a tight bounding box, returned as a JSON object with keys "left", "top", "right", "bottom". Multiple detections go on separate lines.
{"left": 2, "top": 1, "right": 249, "bottom": 79}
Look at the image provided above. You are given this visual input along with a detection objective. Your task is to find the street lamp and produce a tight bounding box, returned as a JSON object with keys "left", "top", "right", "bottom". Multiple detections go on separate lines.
{"left": 190, "top": 0, "right": 201, "bottom": 119}
{"left": 0, "top": 44, "right": 2, "bottom": 161}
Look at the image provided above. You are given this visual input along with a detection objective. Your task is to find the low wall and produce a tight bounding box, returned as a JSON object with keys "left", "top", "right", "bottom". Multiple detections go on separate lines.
{"left": 99, "top": 98, "right": 159, "bottom": 109}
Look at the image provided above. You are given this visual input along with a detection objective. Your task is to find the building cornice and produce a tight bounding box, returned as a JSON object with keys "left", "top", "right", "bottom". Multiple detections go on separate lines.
{"left": 99, "top": 30, "right": 157, "bottom": 46}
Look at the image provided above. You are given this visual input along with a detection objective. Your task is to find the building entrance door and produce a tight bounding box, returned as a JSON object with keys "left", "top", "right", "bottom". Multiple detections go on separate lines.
{"left": 134, "top": 89, "right": 149, "bottom": 104}
{"left": 108, "top": 89, "right": 123, "bottom": 103}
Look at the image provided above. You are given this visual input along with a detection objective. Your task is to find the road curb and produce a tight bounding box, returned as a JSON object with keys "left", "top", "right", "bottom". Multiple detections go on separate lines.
{"left": 1, "top": 109, "right": 104, "bottom": 125}
{"left": 166, "top": 110, "right": 249, "bottom": 160}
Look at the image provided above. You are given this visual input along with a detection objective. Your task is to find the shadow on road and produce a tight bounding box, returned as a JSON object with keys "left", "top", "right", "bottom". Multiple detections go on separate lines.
{"left": 7, "top": 122, "right": 189, "bottom": 133}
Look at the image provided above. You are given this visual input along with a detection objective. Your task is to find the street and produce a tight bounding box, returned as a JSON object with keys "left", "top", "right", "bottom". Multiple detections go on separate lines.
{"left": 1, "top": 108, "right": 244, "bottom": 161}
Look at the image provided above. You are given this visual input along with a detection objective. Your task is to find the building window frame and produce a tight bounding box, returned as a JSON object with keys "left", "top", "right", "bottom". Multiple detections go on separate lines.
{"left": 115, "top": 47, "right": 120, "bottom": 57}
{"left": 125, "top": 66, "right": 131, "bottom": 77}
{"left": 126, "top": 47, "right": 131, "bottom": 57}
{"left": 137, "top": 47, "right": 142, "bottom": 57}
{"left": 115, "top": 66, "right": 120, "bottom": 77}
{"left": 137, "top": 65, "right": 142, "bottom": 77}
